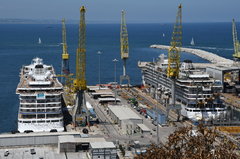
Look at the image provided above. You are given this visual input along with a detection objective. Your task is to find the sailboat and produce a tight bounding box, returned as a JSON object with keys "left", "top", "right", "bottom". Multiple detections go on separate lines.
{"left": 190, "top": 37, "right": 195, "bottom": 46}
{"left": 38, "top": 37, "right": 42, "bottom": 44}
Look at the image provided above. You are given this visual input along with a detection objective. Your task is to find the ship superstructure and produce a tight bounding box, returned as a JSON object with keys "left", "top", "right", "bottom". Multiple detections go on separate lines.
{"left": 139, "top": 54, "right": 226, "bottom": 121}
{"left": 16, "top": 58, "right": 64, "bottom": 132}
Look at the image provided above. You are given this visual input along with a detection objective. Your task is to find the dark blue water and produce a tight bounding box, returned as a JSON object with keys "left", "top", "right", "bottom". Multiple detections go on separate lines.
{"left": 0, "top": 23, "right": 235, "bottom": 133}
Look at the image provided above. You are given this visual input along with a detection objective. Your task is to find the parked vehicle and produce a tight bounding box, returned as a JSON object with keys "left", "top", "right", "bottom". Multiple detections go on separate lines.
{"left": 4, "top": 150, "right": 9, "bottom": 157}
{"left": 30, "top": 149, "right": 36, "bottom": 155}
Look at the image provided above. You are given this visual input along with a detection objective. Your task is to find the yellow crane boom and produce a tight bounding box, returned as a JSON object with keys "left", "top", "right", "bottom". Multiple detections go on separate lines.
{"left": 62, "top": 18, "right": 69, "bottom": 60}
{"left": 61, "top": 18, "right": 70, "bottom": 84}
{"left": 120, "top": 10, "right": 129, "bottom": 59}
{"left": 167, "top": 4, "right": 182, "bottom": 79}
{"left": 120, "top": 10, "right": 130, "bottom": 85}
{"left": 74, "top": 6, "right": 87, "bottom": 91}
{"left": 232, "top": 18, "right": 240, "bottom": 59}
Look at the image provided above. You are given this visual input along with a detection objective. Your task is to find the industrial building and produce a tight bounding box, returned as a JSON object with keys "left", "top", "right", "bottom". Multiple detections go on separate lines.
{"left": 0, "top": 132, "right": 80, "bottom": 147}
{"left": 58, "top": 135, "right": 107, "bottom": 153}
{"left": 136, "top": 124, "right": 151, "bottom": 135}
{"left": 108, "top": 105, "right": 143, "bottom": 135}
{"left": 89, "top": 142, "right": 117, "bottom": 159}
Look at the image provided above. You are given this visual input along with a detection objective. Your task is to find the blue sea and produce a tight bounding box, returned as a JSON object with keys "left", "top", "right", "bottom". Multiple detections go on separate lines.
{"left": 0, "top": 23, "right": 235, "bottom": 133}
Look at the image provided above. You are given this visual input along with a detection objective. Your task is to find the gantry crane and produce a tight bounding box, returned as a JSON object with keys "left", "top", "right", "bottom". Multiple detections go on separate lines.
{"left": 166, "top": 4, "right": 182, "bottom": 121}
{"left": 232, "top": 19, "right": 240, "bottom": 61}
{"left": 120, "top": 10, "right": 130, "bottom": 85}
{"left": 72, "top": 6, "right": 88, "bottom": 126}
{"left": 61, "top": 18, "right": 70, "bottom": 84}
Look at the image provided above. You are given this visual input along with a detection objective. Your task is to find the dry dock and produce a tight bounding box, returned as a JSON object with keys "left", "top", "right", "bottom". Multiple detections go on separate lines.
{"left": 150, "top": 44, "right": 233, "bottom": 66}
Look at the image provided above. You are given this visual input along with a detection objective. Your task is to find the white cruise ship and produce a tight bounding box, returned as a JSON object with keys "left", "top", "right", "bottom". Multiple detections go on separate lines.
{"left": 16, "top": 58, "right": 64, "bottom": 132}
{"left": 138, "top": 54, "right": 226, "bottom": 121}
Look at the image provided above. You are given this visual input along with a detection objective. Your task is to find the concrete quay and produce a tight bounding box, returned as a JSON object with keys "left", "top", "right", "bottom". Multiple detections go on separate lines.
{"left": 150, "top": 44, "right": 233, "bottom": 66}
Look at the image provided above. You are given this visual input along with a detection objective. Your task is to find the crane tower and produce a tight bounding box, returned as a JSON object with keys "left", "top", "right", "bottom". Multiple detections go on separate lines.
{"left": 74, "top": 6, "right": 87, "bottom": 91}
{"left": 232, "top": 19, "right": 240, "bottom": 60}
{"left": 120, "top": 10, "right": 130, "bottom": 85}
{"left": 72, "top": 6, "right": 88, "bottom": 126}
{"left": 166, "top": 4, "right": 182, "bottom": 121}
{"left": 167, "top": 4, "right": 182, "bottom": 79}
{"left": 61, "top": 18, "right": 70, "bottom": 84}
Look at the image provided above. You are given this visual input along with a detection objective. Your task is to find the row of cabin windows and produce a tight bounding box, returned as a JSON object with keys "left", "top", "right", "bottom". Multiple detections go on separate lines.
{"left": 21, "top": 114, "right": 62, "bottom": 119}
{"left": 21, "top": 96, "right": 61, "bottom": 99}
{"left": 21, "top": 99, "right": 61, "bottom": 103}
{"left": 20, "top": 104, "right": 61, "bottom": 108}
{"left": 20, "top": 108, "right": 61, "bottom": 112}
{"left": 19, "top": 119, "right": 62, "bottom": 123}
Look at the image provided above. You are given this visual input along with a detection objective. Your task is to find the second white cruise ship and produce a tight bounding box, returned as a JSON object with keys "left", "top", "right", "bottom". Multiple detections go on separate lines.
{"left": 138, "top": 54, "right": 226, "bottom": 121}
{"left": 16, "top": 58, "right": 64, "bottom": 133}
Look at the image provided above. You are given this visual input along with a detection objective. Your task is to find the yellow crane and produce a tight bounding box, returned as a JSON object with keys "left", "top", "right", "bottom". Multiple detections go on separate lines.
{"left": 72, "top": 6, "right": 88, "bottom": 126}
{"left": 167, "top": 4, "right": 182, "bottom": 78}
{"left": 232, "top": 18, "right": 240, "bottom": 60}
{"left": 61, "top": 18, "right": 70, "bottom": 84}
{"left": 166, "top": 4, "right": 182, "bottom": 122}
{"left": 120, "top": 10, "right": 130, "bottom": 85}
{"left": 74, "top": 6, "right": 87, "bottom": 91}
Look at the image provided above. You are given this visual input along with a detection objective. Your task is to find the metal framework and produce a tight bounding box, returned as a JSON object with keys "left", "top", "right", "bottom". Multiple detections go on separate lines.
{"left": 72, "top": 6, "right": 89, "bottom": 127}
{"left": 61, "top": 18, "right": 70, "bottom": 84}
{"left": 74, "top": 6, "right": 87, "bottom": 91}
{"left": 232, "top": 19, "right": 240, "bottom": 59}
{"left": 167, "top": 4, "right": 183, "bottom": 122}
{"left": 120, "top": 10, "right": 129, "bottom": 60}
{"left": 120, "top": 10, "right": 130, "bottom": 85}
{"left": 167, "top": 4, "right": 182, "bottom": 79}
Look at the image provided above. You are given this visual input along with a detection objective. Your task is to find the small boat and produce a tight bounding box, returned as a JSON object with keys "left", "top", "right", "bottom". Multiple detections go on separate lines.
{"left": 38, "top": 37, "right": 42, "bottom": 44}
{"left": 190, "top": 37, "right": 195, "bottom": 46}
{"left": 162, "top": 33, "right": 165, "bottom": 37}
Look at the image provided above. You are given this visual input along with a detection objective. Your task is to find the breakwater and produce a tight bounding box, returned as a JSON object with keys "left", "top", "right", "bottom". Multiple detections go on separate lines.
{"left": 150, "top": 44, "right": 233, "bottom": 66}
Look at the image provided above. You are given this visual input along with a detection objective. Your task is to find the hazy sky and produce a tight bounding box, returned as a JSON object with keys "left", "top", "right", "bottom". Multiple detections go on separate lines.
{"left": 1, "top": 0, "right": 240, "bottom": 23}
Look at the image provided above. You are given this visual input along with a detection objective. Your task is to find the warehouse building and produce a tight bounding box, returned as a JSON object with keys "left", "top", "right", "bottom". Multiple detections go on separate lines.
{"left": 108, "top": 105, "right": 143, "bottom": 135}
{"left": 136, "top": 124, "right": 151, "bottom": 135}
{"left": 58, "top": 135, "right": 106, "bottom": 153}
{"left": 89, "top": 142, "right": 117, "bottom": 159}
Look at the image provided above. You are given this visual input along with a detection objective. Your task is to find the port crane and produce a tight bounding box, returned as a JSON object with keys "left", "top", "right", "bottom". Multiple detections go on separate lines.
{"left": 56, "top": 19, "right": 74, "bottom": 106}
{"left": 166, "top": 4, "right": 182, "bottom": 121}
{"left": 61, "top": 18, "right": 70, "bottom": 84}
{"left": 72, "top": 6, "right": 89, "bottom": 126}
{"left": 232, "top": 19, "right": 240, "bottom": 62}
{"left": 120, "top": 10, "right": 130, "bottom": 86}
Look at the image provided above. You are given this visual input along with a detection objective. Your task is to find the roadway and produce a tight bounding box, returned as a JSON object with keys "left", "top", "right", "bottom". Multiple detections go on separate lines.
{"left": 85, "top": 89, "right": 179, "bottom": 146}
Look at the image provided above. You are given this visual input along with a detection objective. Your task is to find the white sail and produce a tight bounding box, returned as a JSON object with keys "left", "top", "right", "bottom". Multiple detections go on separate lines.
{"left": 38, "top": 37, "right": 42, "bottom": 44}
{"left": 190, "top": 37, "right": 194, "bottom": 46}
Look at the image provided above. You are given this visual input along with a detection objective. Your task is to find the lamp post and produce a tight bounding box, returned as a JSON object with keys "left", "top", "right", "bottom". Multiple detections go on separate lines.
{"left": 97, "top": 51, "right": 102, "bottom": 89}
{"left": 113, "top": 59, "right": 118, "bottom": 104}
{"left": 113, "top": 59, "right": 118, "bottom": 83}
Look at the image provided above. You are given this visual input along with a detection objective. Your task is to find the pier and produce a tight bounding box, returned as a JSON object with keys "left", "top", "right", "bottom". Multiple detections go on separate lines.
{"left": 150, "top": 44, "right": 234, "bottom": 66}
